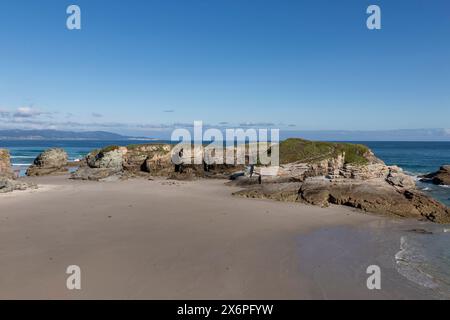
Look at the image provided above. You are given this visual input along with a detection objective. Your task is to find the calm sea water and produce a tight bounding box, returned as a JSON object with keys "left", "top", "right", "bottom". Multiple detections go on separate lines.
{"left": 360, "top": 141, "right": 450, "bottom": 175}
{"left": 360, "top": 141, "right": 450, "bottom": 207}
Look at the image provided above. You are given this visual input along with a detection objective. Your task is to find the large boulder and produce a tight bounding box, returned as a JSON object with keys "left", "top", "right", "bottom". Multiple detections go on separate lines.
{"left": 71, "top": 146, "right": 126, "bottom": 181}
{"left": 386, "top": 166, "right": 416, "bottom": 189}
{"left": 26, "top": 148, "right": 68, "bottom": 176}
{"left": 0, "top": 149, "right": 15, "bottom": 179}
{"left": 0, "top": 178, "right": 14, "bottom": 193}
{"left": 0, "top": 148, "right": 37, "bottom": 192}
{"left": 420, "top": 165, "right": 450, "bottom": 186}
{"left": 86, "top": 146, "right": 126, "bottom": 169}
{"left": 124, "top": 144, "right": 172, "bottom": 174}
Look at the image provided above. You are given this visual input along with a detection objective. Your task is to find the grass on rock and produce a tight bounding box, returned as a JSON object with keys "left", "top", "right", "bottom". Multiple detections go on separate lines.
{"left": 279, "top": 138, "right": 369, "bottom": 165}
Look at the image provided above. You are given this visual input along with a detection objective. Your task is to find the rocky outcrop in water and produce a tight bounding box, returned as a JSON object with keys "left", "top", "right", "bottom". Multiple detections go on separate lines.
{"left": 26, "top": 148, "right": 68, "bottom": 176}
{"left": 420, "top": 165, "right": 450, "bottom": 186}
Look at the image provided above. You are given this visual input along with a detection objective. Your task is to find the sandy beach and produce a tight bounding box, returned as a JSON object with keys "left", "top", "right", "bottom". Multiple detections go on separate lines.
{"left": 0, "top": 176, "right": 445, "bottom": 299}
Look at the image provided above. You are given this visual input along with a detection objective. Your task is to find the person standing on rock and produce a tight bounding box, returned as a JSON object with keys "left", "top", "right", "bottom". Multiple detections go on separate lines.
{"left": 175, "top": 148, "right": 184, "bottom": 173}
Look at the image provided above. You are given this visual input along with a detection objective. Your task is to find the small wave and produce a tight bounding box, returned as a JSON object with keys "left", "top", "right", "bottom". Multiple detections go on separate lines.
{"left": 404, "top": 171, "right": 419, "bottom": 178}
{"left": 421, "top": 187, "right": 431, "bottom": 191}
{"left": 438, "top": 184, "right": 450, "bottom": 189}
{"left": 12, "top": 163, "right": 33, "bottom": 167}
{"left": 11, "top": 156, "right": 35, "bottom": 159}
{"left": 395, "top": 236, "right": 439, "bottom": 289}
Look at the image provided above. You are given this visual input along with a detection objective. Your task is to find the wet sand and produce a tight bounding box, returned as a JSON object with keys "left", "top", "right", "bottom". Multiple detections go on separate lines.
{"left": 297, "top": 220, "right": 450, "bottom": 300}
{"left": 0, "top": 175, "right": 440, "bottom": 299}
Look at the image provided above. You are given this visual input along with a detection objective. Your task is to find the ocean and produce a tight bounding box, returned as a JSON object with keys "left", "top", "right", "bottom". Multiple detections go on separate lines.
{"left": 1, "top": 139, "right": 450, "bottom": 297}
{"left": 361, "top": 141, "right": 450, "bottom": 207}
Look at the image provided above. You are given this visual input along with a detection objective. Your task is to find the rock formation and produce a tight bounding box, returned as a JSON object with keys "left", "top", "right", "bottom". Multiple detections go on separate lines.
{"left": 0, "top": 148, "right": 37, "bottom": 193}
{"left": 67, "top": 138, "right": 449, "bottom": 223}
{"left": 234, "top": 174, "right": 449, "bottom": 223}
{"left": 124, "top": 144, "right": 172, "bottom": 174}
{"left": 420, "top": 165, "right": 450, "bottom": 186}
{"left": 71, "top": 146, "right": 126, "bottom": 181}
{"left": 86, "top": 146, "right": 126, "bottom": 169}
{"left": 26, "top": 148, "right": 68, "bottom": 176}
{"left": 71, "top": 144, "right": 176, "bottom": 180}
{"left": 0, "top": 149, "right": 15, "bottom": 179}
{"left": 71, "top": 143, "right": 245, "bottom": 181}
{"left": 231, "top": 139, "right": 449, "bottom": 223}
{"left": 0, "top": 178, "right": 37, "bottom": 193}
{"left": 386, "top": 166, "right": 416, "bottom": 189}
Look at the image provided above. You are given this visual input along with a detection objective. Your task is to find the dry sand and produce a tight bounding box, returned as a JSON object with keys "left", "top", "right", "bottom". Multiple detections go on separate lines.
{"left": 0, "top": 175, "right": 433, "bottom": 299}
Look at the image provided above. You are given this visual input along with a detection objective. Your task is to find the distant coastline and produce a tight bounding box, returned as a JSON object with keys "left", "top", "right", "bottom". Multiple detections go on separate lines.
{"left": 0, "top": 137, "right": 158, "bottom": 141}
{"left": 1, "top": 128, "right": 450, "bottom": 142}
{"left": 0, "top": 129, "right": 154, "bottom": 141}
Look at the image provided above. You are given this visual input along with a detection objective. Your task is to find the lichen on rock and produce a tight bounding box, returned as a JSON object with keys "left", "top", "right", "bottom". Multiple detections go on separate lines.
{"left": 26, "top": 148, "right": 68, "bottom": 176}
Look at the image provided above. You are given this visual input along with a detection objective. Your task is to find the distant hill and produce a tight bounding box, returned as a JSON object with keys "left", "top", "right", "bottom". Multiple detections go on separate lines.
{"left": 0, "top": 129, "right": 152, "bottom": 140}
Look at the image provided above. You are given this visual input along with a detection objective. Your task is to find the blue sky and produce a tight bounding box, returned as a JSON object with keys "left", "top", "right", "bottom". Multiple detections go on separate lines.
{"left": 0, "top": 0, "right": 449, "bottom": 137}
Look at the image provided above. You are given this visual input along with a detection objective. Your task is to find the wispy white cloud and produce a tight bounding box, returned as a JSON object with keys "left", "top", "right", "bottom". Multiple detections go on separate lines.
{"left": 238, "top": 122, "right": 275, "bottom": 127}
{"left": 13, "top": 107, "right": 46, "bottom": 118}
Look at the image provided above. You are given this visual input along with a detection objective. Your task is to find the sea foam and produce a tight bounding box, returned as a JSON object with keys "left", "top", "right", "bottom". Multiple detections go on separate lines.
{"left": 395, "top": 236, "right": 439, "bottom": 289}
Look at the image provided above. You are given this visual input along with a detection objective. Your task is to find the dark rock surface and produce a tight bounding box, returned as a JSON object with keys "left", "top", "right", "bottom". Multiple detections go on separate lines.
{"left": 420, "top": 165, "right": 450, "bottom": 186}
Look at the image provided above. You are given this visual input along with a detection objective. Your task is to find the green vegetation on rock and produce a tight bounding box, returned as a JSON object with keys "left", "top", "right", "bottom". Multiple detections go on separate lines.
{"left": 0, "top": 150, "right": 10, "bottom": 160}
{"left": 279, "top": 138, "right": 369, "bottom": 165}
{"left": 99, "top": 145, "right": 120, "bottom": 153}
{"left": 126, "top": 143, "right": 170, "bottom": 153}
